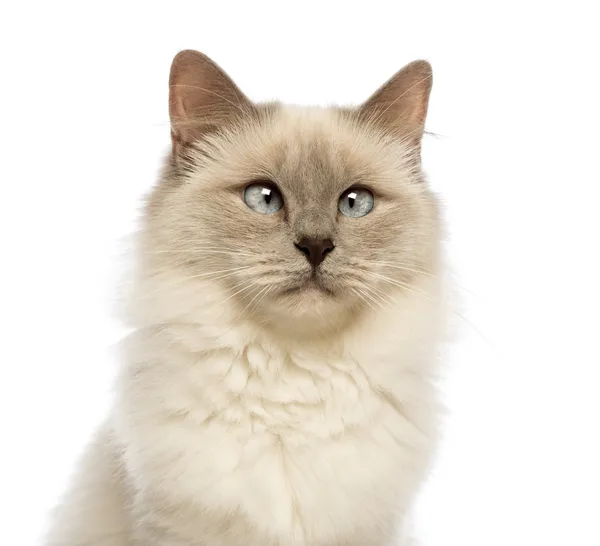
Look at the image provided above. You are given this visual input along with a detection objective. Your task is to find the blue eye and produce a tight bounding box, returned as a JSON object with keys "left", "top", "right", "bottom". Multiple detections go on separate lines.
{"left": 338, "top": 188, "right": 374, "bottom": 218}
{"left": 244, "top": 182, "right": 283, "bottom": 214}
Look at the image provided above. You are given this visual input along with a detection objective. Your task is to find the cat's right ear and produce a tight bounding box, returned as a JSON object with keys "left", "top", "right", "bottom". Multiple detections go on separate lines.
{"left": 169, "top": 50, "right": 253, "bottom": 157}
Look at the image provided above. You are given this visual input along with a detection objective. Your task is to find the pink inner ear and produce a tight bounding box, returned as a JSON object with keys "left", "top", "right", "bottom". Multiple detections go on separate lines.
{"left": 168, "top": 50, "right": 253, "bottom": 150}
{"left": 359, "top": 60, "right": 433, "bottom": 141}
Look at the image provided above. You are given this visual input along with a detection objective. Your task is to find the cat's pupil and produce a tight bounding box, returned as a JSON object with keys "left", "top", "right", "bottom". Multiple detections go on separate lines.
{"left": 262, "top": 188, "right": 272, "bottom": 205}
{"left": 348, "top": 192, "right": 357, "bottom": 208}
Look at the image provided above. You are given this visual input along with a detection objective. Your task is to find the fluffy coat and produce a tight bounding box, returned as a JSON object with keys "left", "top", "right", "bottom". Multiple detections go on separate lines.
{"left": 46, "top": 50, "right": 446, "bottom": 546}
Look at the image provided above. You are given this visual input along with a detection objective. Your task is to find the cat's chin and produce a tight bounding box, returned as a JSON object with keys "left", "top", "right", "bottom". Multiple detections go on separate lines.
{"left": 259, "top": 290, "right": 360, "bottom": 338}
{"left": 263, "top": 280, "right": 357, "bottom": 328}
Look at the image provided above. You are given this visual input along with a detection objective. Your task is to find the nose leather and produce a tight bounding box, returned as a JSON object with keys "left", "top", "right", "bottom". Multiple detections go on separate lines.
{"left": 294, "top": 237, "right": 335, "bottom": 268}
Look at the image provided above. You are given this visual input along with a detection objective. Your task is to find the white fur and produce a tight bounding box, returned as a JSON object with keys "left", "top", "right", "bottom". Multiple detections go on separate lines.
{"left": 46, "top": 262, "right": 445, "bottom": 546}
{"left": 46, "top": 55, "right": 446, "bottom": 544}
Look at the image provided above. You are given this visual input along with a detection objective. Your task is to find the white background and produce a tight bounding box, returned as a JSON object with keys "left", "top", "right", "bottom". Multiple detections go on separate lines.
{"left": 1, "top": 2, "right": 599, "bottom": 545}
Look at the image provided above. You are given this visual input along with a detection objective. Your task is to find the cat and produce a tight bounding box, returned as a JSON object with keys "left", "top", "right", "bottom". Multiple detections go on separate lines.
{"left": 45, "top": 49, "right": 446, "bottom": 546}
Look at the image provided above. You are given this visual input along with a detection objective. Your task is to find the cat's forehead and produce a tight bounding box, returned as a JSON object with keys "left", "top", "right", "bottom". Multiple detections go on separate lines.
{"left": 254, "top": 105, "right": 393, "bottom": 201}
{"left": 194, "top": 104, "right": 417, "bottom": 201}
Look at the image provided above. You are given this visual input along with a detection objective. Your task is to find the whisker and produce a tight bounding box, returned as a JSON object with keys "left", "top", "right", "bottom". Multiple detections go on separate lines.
{"left": 252, "top": 284, "right": 274, "bottom": 314}
{"left": 145, "top": 249, "right": 253, "bottom": 257}
{"left": 198, "top": 278, "right": 261, "bottom": 315}
{"left": 173, "top": 265, "right": 254, "bottom": 278}
{"left": 351, "top": 287, "right": 377, "bottom": 312}
{"left": 365, "top": 271, "right": 434, "bottom": 300}
{"left": 361, "top": 283, "right": 395, "bottom": 311}
{"left": 141, "top": 267, "right": 256, "bottom": 299}
{"left": 214, "top": 278, "right": 260, "bottom": 309}
{"left": 364, "top": 270, "right": 494, "bottom": 348}
{"left": 357, "top": 284, "right": 387, "bottom": 311}
{"left": 369, "top": 261, "right": 480, "bottom": 299}
{"left": 237, "top": 284, "right": 271, "bottom": 320}
{"left": 368, "top": 261, "right": 433, "bottom": 276}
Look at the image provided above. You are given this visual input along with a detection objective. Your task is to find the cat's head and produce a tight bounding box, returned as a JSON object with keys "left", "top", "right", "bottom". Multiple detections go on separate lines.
{"left": 140, "top": 50, "right": 440, "bottom": 333}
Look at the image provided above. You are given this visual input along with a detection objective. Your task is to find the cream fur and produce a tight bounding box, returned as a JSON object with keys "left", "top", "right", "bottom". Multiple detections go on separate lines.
{"left": 45, "top": 52, "right": 446, "bottom": 546}
{"left": 47, "top": 278, "right": 444, "bottom": 546}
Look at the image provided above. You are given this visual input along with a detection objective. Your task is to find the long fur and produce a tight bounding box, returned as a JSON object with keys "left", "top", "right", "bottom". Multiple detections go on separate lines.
{"left": 46, "top": 54, "right": 447, "bottom": 546}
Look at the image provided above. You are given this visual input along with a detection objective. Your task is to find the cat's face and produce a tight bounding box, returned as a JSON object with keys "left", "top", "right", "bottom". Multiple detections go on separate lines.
{"left": 142, "top": 51, "right": 440, "bottom": 329}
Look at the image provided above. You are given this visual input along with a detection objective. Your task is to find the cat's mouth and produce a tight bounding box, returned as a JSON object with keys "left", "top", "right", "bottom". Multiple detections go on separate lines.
{"left": 282, "top": 274, "right": 335, "bottom": 297}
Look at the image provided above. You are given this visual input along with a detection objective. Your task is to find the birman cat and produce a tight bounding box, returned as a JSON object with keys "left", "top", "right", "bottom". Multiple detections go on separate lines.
{"left": 46, "top": 50, "right": 445, "bottom": 546}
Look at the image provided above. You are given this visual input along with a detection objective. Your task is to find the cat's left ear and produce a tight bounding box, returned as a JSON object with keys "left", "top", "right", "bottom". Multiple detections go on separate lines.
{"left": 169, "top": 50, "right": 253, "bottom": 157}
{"left": 359, "top": 60, "right": 433, "bottom": 145}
